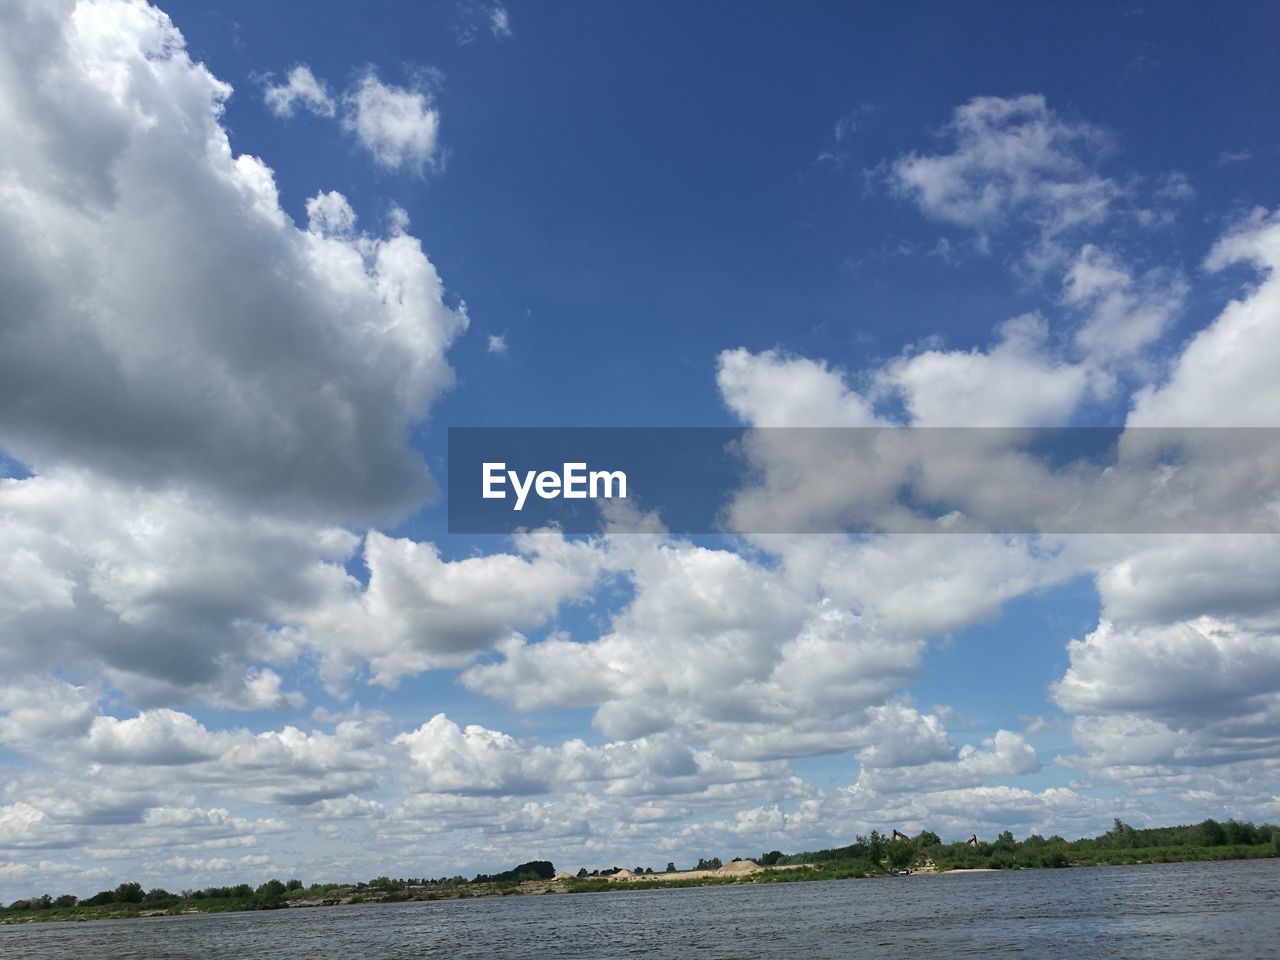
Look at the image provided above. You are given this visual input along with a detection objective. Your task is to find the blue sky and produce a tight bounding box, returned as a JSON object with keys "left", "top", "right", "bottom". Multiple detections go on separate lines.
{"left": 2, "top": 0, "right": 1280, "bottom": 900}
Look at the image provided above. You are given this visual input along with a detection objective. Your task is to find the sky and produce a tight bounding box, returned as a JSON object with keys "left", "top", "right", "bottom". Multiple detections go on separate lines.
{"left": 1, "top": 0, "right": 1279, "bottom": 899}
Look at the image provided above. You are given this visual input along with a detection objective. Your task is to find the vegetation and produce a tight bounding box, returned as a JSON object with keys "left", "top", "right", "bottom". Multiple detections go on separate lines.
{"left": 470, "top": 860, "right": 555, "bottom": 885}
{"left": 4, "top": 818, "right": 1277, "bottom": 924}
{"left": 922, "top": 818, "right": 1279, "bottom": 872}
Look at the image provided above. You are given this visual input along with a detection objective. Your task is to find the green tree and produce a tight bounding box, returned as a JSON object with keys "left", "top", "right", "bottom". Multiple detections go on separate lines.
{"left": 1105, "top": 818, "right": 1137, "bottom": 849}
{"left": 1198, "top": 818, "right": 1227, "bottom": 846}
{"left": 115, "top": 882, "right": 144, "bottom": 904}
{"left": 886, "top": 841, "right": 914, "bottom": 870}
{"left": 867, "top": 830, "right": 885, "bottom": 863}
{"left": 257, "top": 879, "right": 287, "bottom": 900}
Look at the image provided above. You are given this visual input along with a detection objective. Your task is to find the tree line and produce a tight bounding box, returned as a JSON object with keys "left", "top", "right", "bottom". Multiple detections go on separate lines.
{"left": 6, "top": 817, "right": 1279, "bottom": 917}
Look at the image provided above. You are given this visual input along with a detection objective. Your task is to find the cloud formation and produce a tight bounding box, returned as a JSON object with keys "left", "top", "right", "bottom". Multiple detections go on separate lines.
{"left": 0, "top": 6, "right": 465, "bottom": 521}
{"left": 262, "top": 65, "right": 335, "bottom": 117}
{"left": 1, "top": 2, "right": 1277, "bottom": 900}
{"left": 891, "top": 95, "right": 1118, "bottom": 259}
{"left": 264, "top": 64, "right": 442, "bottom": 174}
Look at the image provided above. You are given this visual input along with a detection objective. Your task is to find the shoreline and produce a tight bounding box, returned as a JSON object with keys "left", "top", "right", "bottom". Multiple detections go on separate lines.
{"left": 6, "top": 851, "right": 1275, "bottom": 926}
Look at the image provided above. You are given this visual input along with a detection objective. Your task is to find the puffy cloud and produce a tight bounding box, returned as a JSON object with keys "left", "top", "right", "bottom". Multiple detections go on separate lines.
{"left": 781, "top": 534, "right": 1072, "bottom": 637}
{"left": 342, "top": 70, "right": 442, "bottom": 174}
{"left": 1064, "top": 245, "right": 1186, "bottom": 362}
{"left": 305, "top": 189, "right": 357, "bottom": 236}
{"left": 717, "top": 348, "right": 879, "bottom": 427}
{"left": 302, "top": 530, "right": 606, "bottom": 685}
{"left": 856, "top": 728, "right": 1041, "bottom": 794}
{"left": 0, "top": 470, "right": 347, "bottom": 704}
{"left": 262, "top": 64, "right": 335, "bottom": 117}
{"left": 890, "top": 95, "right": 1118, "bottom": 259}
{"left": 1094, "top": 536, "right": 1280, "bottom": 627}
{"left": 394, "top": 714, "right": 783, "bottom": 799}
{"left": 1052, "top": 612, "right": 1280, "bottom": 780}
{"left": 1130, "top": 208, "right": 1280, "bottom": 427}
{"left": 1042, "top": 211, "right": 1280, "bottom": 782}
{"left": 0, "top": 680, "right": 98, "bottom": 745}
{"left": 882, "top": 314, "right": 1091, "bottom": 426}
{"left": 86, "top": 709, "right": 222, "bottom": 765}
{"left": 0, "top": 472, "right": 607, "bottom": 702}
{"left": 263, "top": 63, "right": 442, "bottom": 175}
{"left": 78, "top": 709, "right": 390, "bottom": 805}
{"left": 395, "top": 714, "right": 562, "bottom": 796}
{"left": 853, "top": 703, "right": 953, "bottom": 769}
{"left": 462, "top": 538, "right": 960, "bottom": 763}
{"left": 0, "top": 803, "right": 78, "bottom": 849}
{"left": 465, "top": 539, "right": 810, "bottom": 743}
{"left": 461, "top": 632, "right": 619, "bottom": 711}
{"left": 714, "top": 341, "right": 1108, "bottom": 536}
{"left": 0, "top": 0, "right": 467, "bottom": 522}
{"left": 1053, "top": 617, "right": 1280, "bottom": 722}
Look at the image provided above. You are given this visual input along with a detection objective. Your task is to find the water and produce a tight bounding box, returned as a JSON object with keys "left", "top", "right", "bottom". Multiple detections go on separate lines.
{"left": 2, "top": 859, "right": 1276, "bottom": 959}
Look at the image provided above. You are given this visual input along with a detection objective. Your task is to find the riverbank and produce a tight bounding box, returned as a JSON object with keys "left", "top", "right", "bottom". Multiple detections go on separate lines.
{"left": 6, "top": 815, "right": 1278, "bottom": 926}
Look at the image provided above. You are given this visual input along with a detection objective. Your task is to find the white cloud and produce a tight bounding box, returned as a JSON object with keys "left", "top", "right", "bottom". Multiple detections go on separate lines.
{"left": 717, "top": 348, "right": 879, "bottom": 427}
{"left": 262, "top": 64, "right": 335, "bottom": 117}
{"left": 1053, "top": 617, "right": 1280, "bottom": 721}
{"left": 855, "top": 727, "right": 1040, "bottom": 794}
{"left": 1094, "top": 536, "right": 1280, "bottom": 627}
{"left": 302, "top": 530, "right": 606, "bottom": 685}
{"left": 394, "top": 714, "right": 783, "bottom": 799}
{"left": 1051, "top": 612, "right": 1280, "bottom": 780}
{"left": 79, "top": 709, "right": 390, "bottom": 805}
{"left": 263, "top": 64, "right": 443, "bottom": 175}
{"left": 782, "top": 534, "right": 1073, "bottom": 637}
{"left": 1064, "top": 245, "right": 1186, "bottom": 362}
{"left": 395, "top": 714, "right": 560, "bottom": 796}
{"left": 1129, "top": 208, "right": 1280, "bottom": 426}
{"left": 462, "top": 538, "right": 952, "bottom": 762}
{"left": 305, "top": 190, "right": 357, "bottom": 236}
{"left": 342, "top": 70, "right": 442, "bottom": 174}
{"left": 882, "top": 314, "right": 1092, "bottom": 426}
{"left": 0, "top": 680, "right": 99, "bottom": 746}
{"left": 87, "top": 709, "right": 223, "bottom": 765}
{"left": 490, "top": 4, "right": 512, "bottom": 39}
{"left": 487, "top": 333, "right": 508, "bottom": 354}
{"left": 0, "top": 2, "right": 467, "bottom": 522}
{"left": 891, "top": 94, "right": 1119, "bottom": 264}
{"left": 0, "top": 803, "right": 76, "bottom": 849}
{"left": 0, "top": 470, "right": 348, "bottom": 704}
